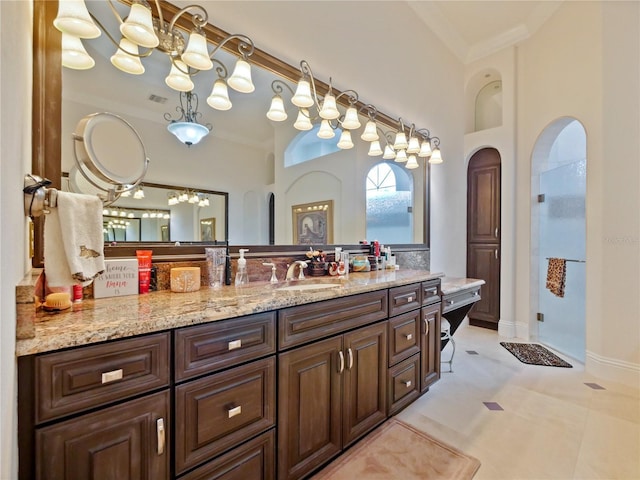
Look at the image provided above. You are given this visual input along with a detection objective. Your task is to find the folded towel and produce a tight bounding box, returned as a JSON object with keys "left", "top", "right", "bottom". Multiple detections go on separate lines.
{"left": 545, "top": 258, "right": 567, "bottom": 298}
{"left": 44, "top": 191, "right": 105, "bottom": 287}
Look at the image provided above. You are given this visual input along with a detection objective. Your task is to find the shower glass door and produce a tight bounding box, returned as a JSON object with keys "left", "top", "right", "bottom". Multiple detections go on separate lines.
{"left": 538, "top": 160, "right": 586, "bottom": 362}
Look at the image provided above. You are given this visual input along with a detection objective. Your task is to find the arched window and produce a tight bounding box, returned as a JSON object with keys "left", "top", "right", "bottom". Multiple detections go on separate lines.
{"left": 284, "top": 124, "right": 341, "bottom": 167}
{"left": 366, "top": 162, "right": 413, "bottom": 242}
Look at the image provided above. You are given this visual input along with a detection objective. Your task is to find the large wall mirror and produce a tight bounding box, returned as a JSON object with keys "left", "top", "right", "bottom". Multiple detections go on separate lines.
{"left": 32, "top": 0, "right": 431, "bottom": 267}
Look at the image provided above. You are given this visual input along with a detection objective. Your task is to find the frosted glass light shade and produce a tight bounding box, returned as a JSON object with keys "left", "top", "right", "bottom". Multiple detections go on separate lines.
{"left": 368, "top": 140, "right": 383, "bottom": 156}
{"left": 319, "top": 93, "right": 340, "bottom": 120}
{"left": 165, "top": 60, "right": 194, "bottom": 92}
{"left": 428, "top": 147, "right": 443, "bottom": 164}
{"left": 207, "top": 79, "right": 232, "bottom": 111}
{"left": 418, "top": 139, "right": 433, "bottom": 157}
{"left": 395, "top": 149, "right": 408, "bottom": 163}
{"left": 120, "top": 2, "right": 159, "bottom": 48}
{"left": 61, "top": 33, "right": 95, "bottom": 69}
{"left": 361, "top": 120, "right": 379, "bottom": 141}
{"left": 407, "top": 136, "right": 421, "bottom": 154}
{"left": 167, "top": 122, "right": 210, "bottom": 146}
{"left": 317, "top": 119, "right": 335, "bottom": 139}
{"left": 111, "top": 38, "right": 145, "bottom": 75}
{"left": 337, "top": 130, "right": 354, "bottom": 149}
{"left": 227, "top": 59, "right": 255, "bottom": 93}
{"left": 393, "top": 131, "right": 408, "bottom": 150}
{"left": 341, "top": 106, "right": 361, "bottom": 130}
{"left": 181, "top": 31, "right": 213, "bottom": 70}
{"left": 54, "top": 0, "right": 101, "bottom": 39}
{"left": 292, "top": 79, "right": 314, "bottom": 108}
{"left": 406, "top": 155, "right": 419, "bottom": 169}
{"left": 383, "top": 145, "right": 396, "bottom": 160}
{"left": 294, "top": 109, "right": 313, "bottom": 131}
{"left": 266, "top": 95, "right": 287, "bottom": 121}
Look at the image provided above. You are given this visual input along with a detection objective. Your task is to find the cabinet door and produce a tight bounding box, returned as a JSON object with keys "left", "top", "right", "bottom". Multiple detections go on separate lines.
{"left": 342, "top": 322, "right": 387, "bottom": 447}
{"left": 36, "top": 390, "right": 169, "bottom": 480}
{"left": 467, "top": 243, "right": 500, "bottom": 328}
{"left": 420, "top": 303, "right": 441, "bottom": 392}
{"left": 467, "top": 153, "right": 501, "bottom": 244}
{"left": 278, "top": 337, "right": 342, "bottom": 480}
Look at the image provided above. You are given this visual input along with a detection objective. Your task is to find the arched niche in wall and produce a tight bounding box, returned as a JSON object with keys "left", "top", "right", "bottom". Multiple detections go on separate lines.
{"left": 465, "top": 68, "right": 503, "bottom": 134}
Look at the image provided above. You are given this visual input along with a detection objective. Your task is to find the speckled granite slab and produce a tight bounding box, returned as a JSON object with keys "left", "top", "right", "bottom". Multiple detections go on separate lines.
{"left": 440, "top": 276, "right": 485, "bottom": 295}
{"left": 16, "top": 269, "right": 444, "bottom": 357}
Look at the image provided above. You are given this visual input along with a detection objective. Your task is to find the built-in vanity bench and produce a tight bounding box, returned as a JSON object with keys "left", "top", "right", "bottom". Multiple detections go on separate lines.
{"left": 16, "top": 270, "right": 482, "bottom": 480}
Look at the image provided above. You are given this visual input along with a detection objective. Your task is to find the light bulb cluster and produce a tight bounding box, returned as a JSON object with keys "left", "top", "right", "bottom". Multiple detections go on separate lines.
{"left": 266, "top": 60, "right": 444, "bottom": 168}
{"left": 104, "top": 219, "right": 131, "bottom": 231}
{"left": 54, "top": 0, "right": 257, "bottom": 146}
{"left": 103, "top": 208, "right": 136, "bottom": 219}
{"left": 168, "top": 190, "right": 210, "bottom": 207}
{"left": 141, "top": 211, "right": 171, "bottom": 219}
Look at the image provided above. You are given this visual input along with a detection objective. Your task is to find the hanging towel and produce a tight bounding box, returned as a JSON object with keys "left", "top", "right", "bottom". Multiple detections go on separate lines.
{"left": 44, "top": 191, "right": 105, "bottom": 287}
{"left": 545, "top": 257, "right": 567, "bottom": 298}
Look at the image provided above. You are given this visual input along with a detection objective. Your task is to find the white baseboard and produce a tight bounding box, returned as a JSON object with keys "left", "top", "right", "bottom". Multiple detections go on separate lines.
{"left": 586, "top": 350, "right": 640, "bottom": 388}
{"left": 498, "top": 318, "right": 517, "bottom": 338}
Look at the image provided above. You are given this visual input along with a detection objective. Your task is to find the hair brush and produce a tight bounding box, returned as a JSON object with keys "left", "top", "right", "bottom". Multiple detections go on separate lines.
{"left": 43, "top": 292, "right": 72, "bottom": 311}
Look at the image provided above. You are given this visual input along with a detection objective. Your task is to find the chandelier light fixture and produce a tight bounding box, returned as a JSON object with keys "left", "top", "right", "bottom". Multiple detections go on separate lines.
{"left": 168, "top": 190, "right": 210, "bottom": 206}
{"left": 266, "top": 60, "right": 444, "bottom": 168}
{"left": 53, "top": 0, "right": 256, "bottom": 121}
{"left": 164, "top": 91, "right": 212, "bottom": 146}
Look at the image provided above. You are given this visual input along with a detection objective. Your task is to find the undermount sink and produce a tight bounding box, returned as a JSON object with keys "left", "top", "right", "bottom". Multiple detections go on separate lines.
{"left": 277, "top": 282, "right": 341, "bottom": 292}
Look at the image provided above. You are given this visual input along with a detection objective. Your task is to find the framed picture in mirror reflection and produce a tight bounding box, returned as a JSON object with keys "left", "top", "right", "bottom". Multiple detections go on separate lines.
{"left": 200, "top": 218, "right": 216, "bottom": 241}
{"left": 292, "top": 200, "right": 334, "bottom": 245}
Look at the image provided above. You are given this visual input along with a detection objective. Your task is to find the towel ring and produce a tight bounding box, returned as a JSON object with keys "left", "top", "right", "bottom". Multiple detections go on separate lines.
{"left": 72, "top": 112, "right": 150, "bottom": 204}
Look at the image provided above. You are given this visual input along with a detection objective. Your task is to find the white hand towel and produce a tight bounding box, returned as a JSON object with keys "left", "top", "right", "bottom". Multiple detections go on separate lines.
{"left": 44, "top": 191, "right": 105, "bottom": 287}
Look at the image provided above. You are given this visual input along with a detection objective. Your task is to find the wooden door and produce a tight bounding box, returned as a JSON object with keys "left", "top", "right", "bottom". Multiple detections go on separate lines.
{"left": 467, "top": 148, "right": 501, "bottom": 329}
{"left": 342, "top": 322, "right": 387, "bottom": 447}
{"left": 278, "top": 337, "right": 342, "bottom": 480}
{"left": 36, "top": 391, "right": 169, "bottom": 480}
{"left": 420, "top": 303, "right": 441, "bottom": 392}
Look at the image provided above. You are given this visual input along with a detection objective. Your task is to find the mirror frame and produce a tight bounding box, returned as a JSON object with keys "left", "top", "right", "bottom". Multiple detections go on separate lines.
{"left": 31, "top": 0, "right": 430, "bottom": 267}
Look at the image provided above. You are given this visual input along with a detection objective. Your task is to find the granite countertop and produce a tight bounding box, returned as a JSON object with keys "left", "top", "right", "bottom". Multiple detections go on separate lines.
{"left": 16, "top": 269, "right": 444, "bottom": 357}
{"left": 440, "top": 276, "right": 485, "bottom": 295}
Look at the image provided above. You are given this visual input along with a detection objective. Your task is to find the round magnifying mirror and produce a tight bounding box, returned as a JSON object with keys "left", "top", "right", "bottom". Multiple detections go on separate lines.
{"left": 73, "top": 112, "right": 149, "bottom": 200}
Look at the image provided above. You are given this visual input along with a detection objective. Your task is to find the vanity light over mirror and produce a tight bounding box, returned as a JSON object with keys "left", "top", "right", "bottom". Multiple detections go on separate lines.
{"left": 32, "top": 0, "right": 441, "bottom": 266}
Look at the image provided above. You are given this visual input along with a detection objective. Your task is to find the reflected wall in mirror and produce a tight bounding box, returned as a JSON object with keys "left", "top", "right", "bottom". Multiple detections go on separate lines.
{"left": 32, "top": 1, "right": 430, "bottom": 267}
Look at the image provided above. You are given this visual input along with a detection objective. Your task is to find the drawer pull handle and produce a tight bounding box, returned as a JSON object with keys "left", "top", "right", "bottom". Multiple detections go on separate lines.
{"left": 228, "top": 339, "right": 242, "bottom": 350}
{"left": 101, "top": 369, "right": 123, "bottom": 384}
{"left": 448, "top": 300, "right": 455, "bottom": 305}
{"left": 338, "top": 350, "right": 345, "bottom": 373}
{"left": 405, "top": 333, "right": 413, "bottom": 340}
{"left": 424, "top": 318, "right": 429, "bottom": 335}
{"left": 403, "top": 380, "right": 412, "bottom": 388}
{"left": 228, "top": 405, "right": 242, "bottom": 418}
{"left": 406, "top": 295, "right": 414, "bottom": 303}
{"left": 347, "top": 348, "right": 354, "bottom": 370}
{"left": 427, "top": 289, "right": 437, "bottom": 296}
{"left": 473, "top": 291, "right": 479, "bottom": 296}
{"left": 156, "top": 418, "right": 165, "bottom": 455}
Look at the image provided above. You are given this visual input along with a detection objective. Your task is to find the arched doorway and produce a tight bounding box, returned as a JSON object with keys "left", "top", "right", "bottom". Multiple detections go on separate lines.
{"left": 532, "top": 119, "right": 586, "bottom": 362}
{"left": 467, "top": 148, "right": 501, "bottom": 329}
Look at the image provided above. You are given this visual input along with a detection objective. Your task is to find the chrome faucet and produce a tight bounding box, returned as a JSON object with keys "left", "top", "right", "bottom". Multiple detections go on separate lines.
{"left": 286, "top": 261, "right": 308, "bottom": 280}
{"left": 262, "top": 262, "right": 279, "bottom": 284}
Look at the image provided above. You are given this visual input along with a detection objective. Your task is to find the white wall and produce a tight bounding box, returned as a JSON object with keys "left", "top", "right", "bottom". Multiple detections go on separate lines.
{"left": 0, "top": 2, "right": 32, "bottom": 478}
{"left": 515, "top": 1, "right": 639, "bottom": 385}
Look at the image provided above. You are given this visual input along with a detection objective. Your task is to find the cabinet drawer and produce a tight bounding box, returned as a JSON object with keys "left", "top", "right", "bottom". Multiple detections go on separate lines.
{"left": 278, "top": 290, "right": 387, "bottom": 350}
{"left": 388, "top": 283, "right": 421, "bottom": 317}
{"left": 35, "top": 333, "right": 170, "bottom": 423}
{"left": 180, "top": 429, "right": 275, "bottom": 480}
{"left": 175, "top": 312, "right": 276, "bottom": 382}
{"left": 421, "top": 279, "right": 441, "bottom": 306}
{"left": 175, "top": 357, "right": 276, "bottom": 474}
{"left": 388, "top": 310, "right": 420, "bottom": 367}
{"left": 36, "top": 390, "right": 169, "bottom": 480}
{"left": 387, "top": 354, "right": 420, "bottom": 416}
{"left": 442, "top": 286, "right": 481, "bottom": 313}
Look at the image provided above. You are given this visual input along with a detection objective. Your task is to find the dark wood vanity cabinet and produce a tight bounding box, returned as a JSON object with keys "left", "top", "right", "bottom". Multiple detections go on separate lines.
{"left": 420, "top": 302, "right": 441, "bottom": 391}
{"left": 277, "top": 295, "right": 388, "bottom": 480}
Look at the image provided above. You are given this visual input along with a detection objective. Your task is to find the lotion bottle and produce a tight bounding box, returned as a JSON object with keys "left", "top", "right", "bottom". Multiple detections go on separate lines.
{"left": 235, "top": 249, "right": 249, "bottom": 285}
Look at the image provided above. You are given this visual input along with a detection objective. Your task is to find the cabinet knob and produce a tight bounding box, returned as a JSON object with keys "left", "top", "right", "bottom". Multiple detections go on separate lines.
{"left": 156, "top": 418, "right": 165, "bottom": 455}
{"left": 403, "top": 380, "right": 412, "bottom": 388}
{"left": 228, "top": 405, "right": 242, "bottom": 418}
{"left": 228, "top": 339, "right": 242, "bottom": 350}
{"left": 404, "top": 333, "right": 413, "bottom": 341}
{"left": 101, "top": 368, "right": 123, "bottom": 384}
{"left": 447, "top": 299, "right": 455, "bottom": 305}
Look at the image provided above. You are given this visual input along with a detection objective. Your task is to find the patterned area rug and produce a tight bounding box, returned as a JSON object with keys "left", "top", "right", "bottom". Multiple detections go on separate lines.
{"left": 500, "top": 342, "right": 572, "bottom": 368}
{"left": 311, "top": 418, "right": 481, "bottom": 479}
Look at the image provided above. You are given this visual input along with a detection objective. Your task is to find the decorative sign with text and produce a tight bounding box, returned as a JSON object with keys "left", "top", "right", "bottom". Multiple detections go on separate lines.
{"left": 93, "top": 259, "right": 139, "bottom": 299}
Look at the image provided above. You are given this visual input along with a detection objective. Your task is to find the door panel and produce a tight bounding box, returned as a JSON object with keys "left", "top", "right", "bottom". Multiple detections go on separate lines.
{"left": 467, "top": 243, "right": 500, "bottom": 327}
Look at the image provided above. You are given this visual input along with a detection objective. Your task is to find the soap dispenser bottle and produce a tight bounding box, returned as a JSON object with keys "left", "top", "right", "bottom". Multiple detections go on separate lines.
{"left": 235, "top": 249, "right": 249, "bottom": 286}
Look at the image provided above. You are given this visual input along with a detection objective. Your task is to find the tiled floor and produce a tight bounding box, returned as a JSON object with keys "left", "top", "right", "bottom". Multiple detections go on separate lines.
{"left": 397, "top": 323, "right": 640, "bottom": 480}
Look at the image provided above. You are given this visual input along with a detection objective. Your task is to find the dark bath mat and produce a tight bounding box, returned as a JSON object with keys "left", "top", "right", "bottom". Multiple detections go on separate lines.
{"left": 500, "top": 342, "right": 572, "bottom": 368}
